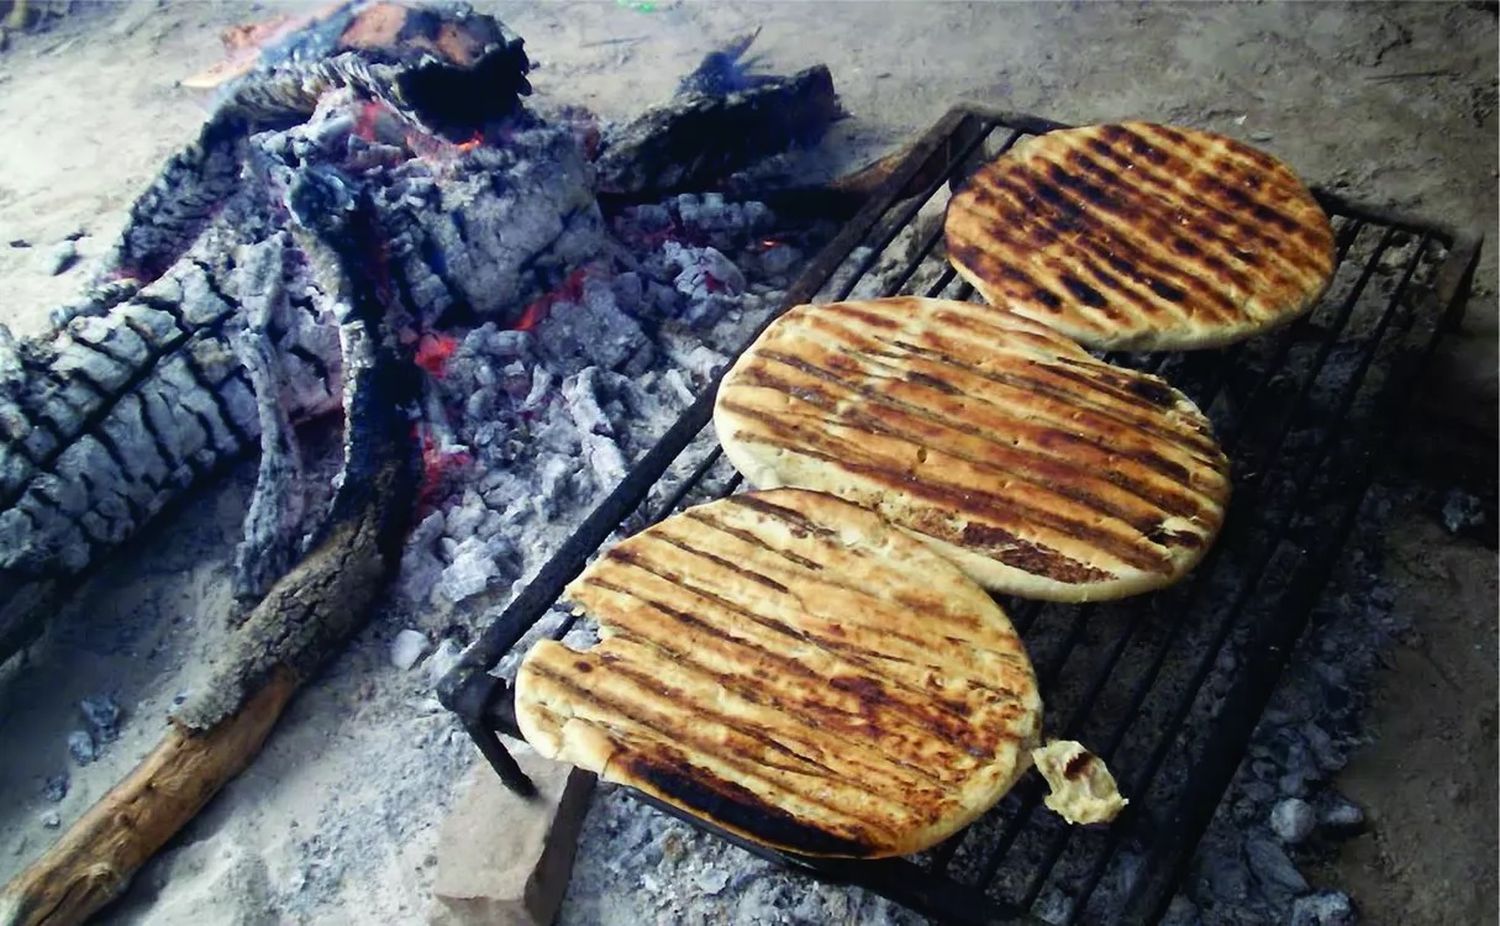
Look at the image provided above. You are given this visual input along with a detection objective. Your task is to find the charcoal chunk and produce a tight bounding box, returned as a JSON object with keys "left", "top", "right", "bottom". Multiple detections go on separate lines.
{"left": 81, "top": 694, "right": 123, "bottom": 742}
{"left": 1290, "top": 890, "right": 1356, "bottom": 926}
{"left": 42, "top": 773, "right": 69, "bottom": 803}
{"left": 67, "top": 729, "right": 97, "bottom": 766}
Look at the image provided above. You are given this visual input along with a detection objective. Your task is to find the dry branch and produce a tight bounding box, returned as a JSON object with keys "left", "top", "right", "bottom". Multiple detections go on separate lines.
{"left": 0, "top": 669, "right": 297, "bottom": 926}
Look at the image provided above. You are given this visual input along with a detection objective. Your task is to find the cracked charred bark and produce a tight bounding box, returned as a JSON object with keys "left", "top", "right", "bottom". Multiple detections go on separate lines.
{"left": 0, "top": 181, "right": 419, "bottom": 926}
{"left": 0, "top": 3, "right": 552, "bottom": 665}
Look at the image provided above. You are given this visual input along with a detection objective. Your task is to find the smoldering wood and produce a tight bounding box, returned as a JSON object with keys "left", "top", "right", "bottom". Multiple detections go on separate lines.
{"left": 593, "top": 65, "right": 843, "bottom": 198}
{"left": 114, "top": 1, "right": 532, "bottom": 285}
{"left": 0, "top": 4, "right": 555, "bottom": 666}
{"left": 230, "top": 234, "right": 310, "bottom": 602}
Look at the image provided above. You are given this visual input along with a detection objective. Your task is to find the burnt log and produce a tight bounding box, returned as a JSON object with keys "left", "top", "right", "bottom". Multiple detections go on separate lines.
{"left": 116, "top": 1, "right": 532, "bottom": 285}
{"left": 593, "top": 64, "right": 843, "bottom": 199}
{"left": 0, "top": 3, "right": 585, "bottom": 666}
{"left": 0, "top": 184, "right": 418, "bottom": 926}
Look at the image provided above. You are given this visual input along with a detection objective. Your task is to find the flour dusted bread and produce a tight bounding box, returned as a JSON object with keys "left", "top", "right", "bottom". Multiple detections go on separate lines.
{"left": 713, "top": 297, "right": 1230, "bottom": 601}
{"left": 514, "top": 488, "right": 1042, "bottom": 858}
{"left": 945, "top": 122, "right": 1335, "bottom": 350}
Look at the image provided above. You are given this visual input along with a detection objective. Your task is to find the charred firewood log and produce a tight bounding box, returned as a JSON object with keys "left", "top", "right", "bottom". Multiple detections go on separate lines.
{"left": 0, "top": 3, "right": 601, "bottom": 665}
{"left": 593, "top": 31, "right": 843, "bottom": 199}
{"left": 115, "top": 1, "right": 533, "bottom": 285}
{"left": 0, "top": 172, "right": 419, "bottom": 926}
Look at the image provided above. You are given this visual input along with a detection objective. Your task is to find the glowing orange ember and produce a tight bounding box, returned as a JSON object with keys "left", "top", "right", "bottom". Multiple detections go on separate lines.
{"left": 457, "top": 132, "right": 484, "bottom": 153}
{"left": 414, "top": 333, "right": 459, "bottom": 377}
{"left": 511, "top": 265, "right": 594, "bottom": 332}
{"left": 511, "top": 299, "right": 549, "bottom": 332}
{"left": 353, "top": 100, "right": 389, "bottom": 143}
{"left": 415, "top": 425, "right": 472, "bottom": 514}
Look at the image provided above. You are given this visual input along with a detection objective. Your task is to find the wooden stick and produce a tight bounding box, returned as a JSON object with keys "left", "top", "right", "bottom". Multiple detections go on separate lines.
{"left": 0, "top": 669, "right": 297, "bottom": 926}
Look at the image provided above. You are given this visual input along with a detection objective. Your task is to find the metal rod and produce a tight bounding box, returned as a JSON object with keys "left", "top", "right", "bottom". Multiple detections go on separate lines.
{"left": 879, "top": 129, "right": 1026, "bottom": 299}
{"left": 832, "top": 117, "right": 1002, "bottom": 301}
{"left": 464, "top": 721, "right": 536, "bottom": 796}
{"left": 647, "top": 444, "right": 727, "bottom": 524}
{"left": 1065, "top": 233, "right": 1433, "bottom": 921}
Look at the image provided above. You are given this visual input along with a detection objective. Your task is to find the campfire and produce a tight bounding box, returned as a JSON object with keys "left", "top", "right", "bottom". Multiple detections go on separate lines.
{"left": 0, "top": 3, "right": 844, "bottom": 921}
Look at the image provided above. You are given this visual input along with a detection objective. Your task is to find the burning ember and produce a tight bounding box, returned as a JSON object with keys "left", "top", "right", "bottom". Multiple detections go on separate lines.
{"left": 413, "top": 333, "right": 459, "bottom": 377}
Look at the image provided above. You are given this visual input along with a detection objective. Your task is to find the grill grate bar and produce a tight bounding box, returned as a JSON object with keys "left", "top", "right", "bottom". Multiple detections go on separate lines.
{"left": 959, "top": 214, "right": 1370, "bottom": 892}
{"left": 832, "top": 122, "right": 1004, "bottom": 302}
{"left": 1065, "top": 233, "right": 1434, "bottom": 922}
{"left": 646, "top": 443, "right": 727, "bottom": 523}
{"left": 879, "top": 130, "right": 1025, "bottom": 299}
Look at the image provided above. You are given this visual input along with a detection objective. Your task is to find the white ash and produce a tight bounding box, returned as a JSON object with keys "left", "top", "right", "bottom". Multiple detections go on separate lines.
{"left": 1291, "top": 890, "right": 1357, "bottom": 926}
{"left": 1315, "top": 795, "right": 1365, "bottom": 835}
{"left": 1441, "top": 488, "right": 1485, "bottom": 534}
{"left": 435, "top": 535, "right": 516, "bottom": 606}
{"left": 42, "top": 240, "right": 78, "bottom": 276}
{"left": 756, "top": 242, "right": 803, "bottom": 281}
{"left": 532, "top": 278, "right": 653, "bottom": 377}
{"left": 79, "top": 693, "right": 122, "bottom": 742}
{"left": 41, "top": 774, "right": 67, "bottom": 803}
{"left": 1270, "top": 798, "right": 1316, "bottom": 845}
{"left": 424, "top": 637, "right": 463, "bottom": 687}
{"left": 1244, "top": 837, "right": 1309, "bottom": 900}
{"left": 389, "top": 189, "right": 796, "bottom": 631}
{"left": 558, "top": 783, "right": 930, "bottom": 926}
{"left": 388, "top": 629, "right": 430, "bottom": 671}
{"left": 66, "top": 729, "right": 95, "bottom": 766}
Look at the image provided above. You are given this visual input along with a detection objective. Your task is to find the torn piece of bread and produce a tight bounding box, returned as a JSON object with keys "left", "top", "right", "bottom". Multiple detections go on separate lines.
{"left": 515, "top": 488, "right": 1043, "bottom": 858}
{"left": 1032, "top": 740, "right": 1128, "bottom": 825}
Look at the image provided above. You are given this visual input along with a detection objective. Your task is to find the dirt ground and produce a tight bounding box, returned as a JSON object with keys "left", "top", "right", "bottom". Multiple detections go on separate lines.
{"left": 1309, "top": 509, "right": 1499, "bottom": 926}
{"left": 0, "top": 2, "right": 1494, "bottom": 923}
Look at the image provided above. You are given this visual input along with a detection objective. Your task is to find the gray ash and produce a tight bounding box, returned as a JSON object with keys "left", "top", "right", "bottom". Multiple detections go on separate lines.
{"left": 387, "top": 185, "right": 814, "bottom": 633}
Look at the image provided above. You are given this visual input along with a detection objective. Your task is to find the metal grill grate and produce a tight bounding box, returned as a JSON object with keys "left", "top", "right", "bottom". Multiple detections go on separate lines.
{"left": 438, "top": 106, "right": 1483, "bottom": 925}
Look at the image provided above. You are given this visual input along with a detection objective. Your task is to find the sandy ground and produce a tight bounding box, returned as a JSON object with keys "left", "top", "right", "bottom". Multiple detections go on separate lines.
{"left": 0, "top": 2, "right": 1494, "bottom": 923}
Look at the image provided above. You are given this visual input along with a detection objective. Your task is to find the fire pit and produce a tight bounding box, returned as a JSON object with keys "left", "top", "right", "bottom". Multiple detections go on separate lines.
{"left": 437, "top": 106, "right": 1484, "bottom": 925}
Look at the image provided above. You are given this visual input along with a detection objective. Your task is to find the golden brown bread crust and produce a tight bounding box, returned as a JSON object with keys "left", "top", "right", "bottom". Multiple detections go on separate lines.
{"left": 514, "top": 488, "right": 1042, "bottom": 858}
{"left": 713, "top": 297, "right": 1231, "bottom": 601}
{"left": 944, "top": 122, "right": 1336, "bottom": 350}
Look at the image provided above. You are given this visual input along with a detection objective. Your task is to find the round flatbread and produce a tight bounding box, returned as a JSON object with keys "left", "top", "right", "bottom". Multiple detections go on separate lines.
{"left": 514, "top": 488, "right": 1042, "bottom": 858}
{"left": 713, "top": 297, "right": 1231, "bottom": 601}
{"left": 945, "top": 121, "right": 1336, "bottom": 350}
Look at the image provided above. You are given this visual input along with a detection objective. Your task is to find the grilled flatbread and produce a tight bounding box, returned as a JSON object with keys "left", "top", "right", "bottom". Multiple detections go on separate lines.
{"left": 713, "top": 297, "right": 1230, "bottom": 601}
{"left": 514, "top": 488, "right": 1042, "bottom": 858}
{"left": 945, "top": 122, "right": 1336, "bottom": 350}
